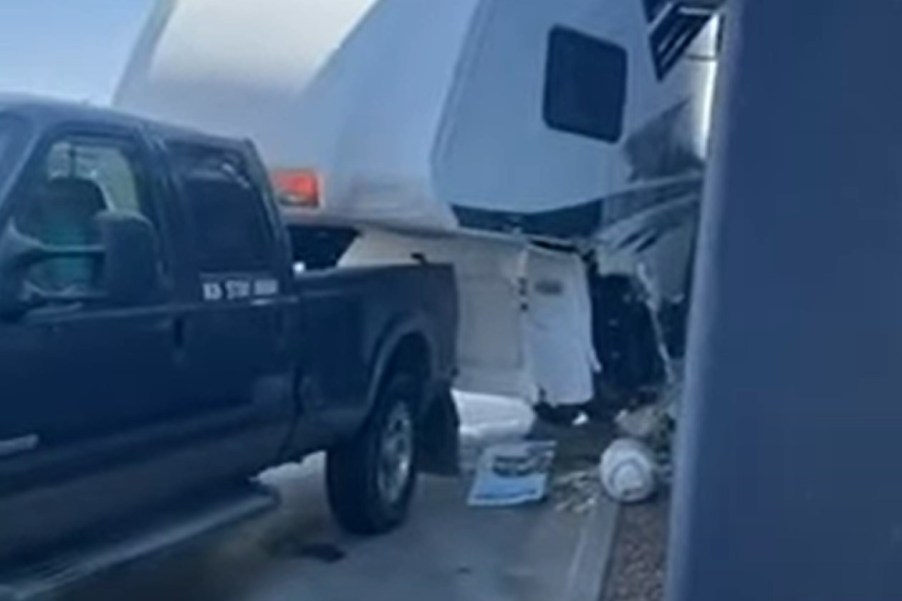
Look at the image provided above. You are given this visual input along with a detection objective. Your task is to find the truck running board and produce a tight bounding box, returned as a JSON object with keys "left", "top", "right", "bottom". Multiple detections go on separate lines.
{"left": 0, "top": 484, "right": 279, "bottom": 601}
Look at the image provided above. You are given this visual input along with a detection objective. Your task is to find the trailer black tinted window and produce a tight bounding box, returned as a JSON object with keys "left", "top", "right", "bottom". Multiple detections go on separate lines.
{"left": 649, "top": 7, "right": 711, "bottom": 79}
{"left": 642, "top": 0, "right": 671, "bottom": 22}
{"left": 544, "top": 27, "right": 627, "bottom": 143}
{"left": 169, "top": 143, "right": 272, "bottom": 273}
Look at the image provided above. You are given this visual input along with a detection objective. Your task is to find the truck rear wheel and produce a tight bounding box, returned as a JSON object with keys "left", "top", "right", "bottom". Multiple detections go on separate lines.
{"left": 326, "top": 372, "right": 419, "bottom": 534}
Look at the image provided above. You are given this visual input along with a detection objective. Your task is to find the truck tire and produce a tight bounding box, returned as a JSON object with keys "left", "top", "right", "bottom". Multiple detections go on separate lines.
{"left": 326, "top": 371, "right": 419, "bottom": 534}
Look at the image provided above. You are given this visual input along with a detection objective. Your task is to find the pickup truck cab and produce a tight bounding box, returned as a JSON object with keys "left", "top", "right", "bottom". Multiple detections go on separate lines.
{"left": 0, "top": 98, "right": 458, "bottom": 596}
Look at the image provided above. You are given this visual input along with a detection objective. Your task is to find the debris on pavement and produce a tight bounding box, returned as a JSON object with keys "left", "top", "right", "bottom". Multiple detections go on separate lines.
{"left": 613, "top": 387, "right": 676, "bottom": 457}
{"left": 267, "top": 537, "right": 348, "bottom": 563}
{"left": 550, "top": 467, "right": 600, "bottom": 515}
{"left": 614, "top": 404, "right": 669, "bottom": 443}
{"left": 467, "top": 441, "right": 557, "bottom": 507}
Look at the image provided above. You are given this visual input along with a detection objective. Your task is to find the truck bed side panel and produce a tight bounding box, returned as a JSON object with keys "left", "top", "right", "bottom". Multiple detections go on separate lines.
{"left": 285, "top": 264, "right": 456, "bottom": 451}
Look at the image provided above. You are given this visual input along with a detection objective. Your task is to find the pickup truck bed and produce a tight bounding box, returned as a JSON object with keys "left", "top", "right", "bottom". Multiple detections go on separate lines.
{"left": 0, "top": 98, "right": 458, "bottom": 590}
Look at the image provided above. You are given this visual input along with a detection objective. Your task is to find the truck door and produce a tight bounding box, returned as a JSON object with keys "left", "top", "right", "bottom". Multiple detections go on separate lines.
{"left": 164, "top": 140, "right": 292, "bottom": 432}
{"left": 0, "top": 127, "right": 179, "bottom": 465}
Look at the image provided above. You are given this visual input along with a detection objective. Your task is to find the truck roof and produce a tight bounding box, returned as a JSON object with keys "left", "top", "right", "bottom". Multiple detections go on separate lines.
{"left": 0, "top": 94, "right": 252, "bottom": 153}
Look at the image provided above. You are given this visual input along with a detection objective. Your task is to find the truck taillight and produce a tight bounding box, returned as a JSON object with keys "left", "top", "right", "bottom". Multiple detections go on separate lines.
{"left": 272, "top": 169, "right": 321, "bottom": 208}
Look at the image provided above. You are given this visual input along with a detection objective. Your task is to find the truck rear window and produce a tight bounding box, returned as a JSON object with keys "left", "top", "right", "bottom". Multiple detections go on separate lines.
{"left": 0, "top": 114, "right": 24, "bottom": 170}
{"left": 168, "top": 142, "right": 273, "bottom": 273}
{"left": 0, "top": 123, "right": 11, "bottom": 159}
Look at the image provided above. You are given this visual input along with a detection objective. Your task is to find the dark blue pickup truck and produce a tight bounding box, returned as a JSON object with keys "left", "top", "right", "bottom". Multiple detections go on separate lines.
{"left": 0, "top": 98, "right": 458, "bottom": 597}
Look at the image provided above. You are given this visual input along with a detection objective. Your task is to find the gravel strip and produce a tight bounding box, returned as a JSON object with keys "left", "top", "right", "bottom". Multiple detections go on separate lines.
{"left": 600, "top": 495, "right": 670, "bottom": 601}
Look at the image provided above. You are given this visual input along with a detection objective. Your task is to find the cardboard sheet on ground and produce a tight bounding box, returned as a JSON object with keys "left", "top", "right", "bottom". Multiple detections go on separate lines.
{"left": 468, "top": 441, "right": 557, "bottom": 507}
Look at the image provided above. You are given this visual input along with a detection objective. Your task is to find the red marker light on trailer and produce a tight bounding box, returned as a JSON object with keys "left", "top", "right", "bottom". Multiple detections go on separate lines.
{"left": 271, "top": 169, "right": 321, "bottom": 208}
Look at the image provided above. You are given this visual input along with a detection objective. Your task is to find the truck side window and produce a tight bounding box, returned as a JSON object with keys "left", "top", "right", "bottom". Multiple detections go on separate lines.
{"left": 168, "top": 143, "right": 272, "bottom": 273}
{"left": 544, "top": 27, "right": 628, "bottom": 143}
{"left": 11, "top": 136, "right": 157, "bottom": 293}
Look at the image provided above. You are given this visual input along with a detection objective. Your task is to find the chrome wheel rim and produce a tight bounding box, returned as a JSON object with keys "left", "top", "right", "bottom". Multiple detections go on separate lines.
{"left": 377, "top": 401, "right": 414, "bottom": 505}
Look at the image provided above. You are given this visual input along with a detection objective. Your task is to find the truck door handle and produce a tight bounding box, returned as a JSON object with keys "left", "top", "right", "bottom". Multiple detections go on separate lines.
{"left": 275, "top": 308, "right": 291, "bottom": 351}
{"left": 171, "top": 316, "right": 188, "bottom": 364}
{"left": 172, "top": 316, "right": 186, "bottom": 346}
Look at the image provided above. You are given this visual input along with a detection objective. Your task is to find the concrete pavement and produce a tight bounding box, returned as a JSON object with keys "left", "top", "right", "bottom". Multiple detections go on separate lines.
{"left": 65, "top": 395, "right": 616, "bottom": 601}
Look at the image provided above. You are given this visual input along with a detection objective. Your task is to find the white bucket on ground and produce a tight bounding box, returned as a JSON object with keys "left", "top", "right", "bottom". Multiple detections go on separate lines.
{"left": 599, "top": 438, "right": 658, "bottom": 503}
